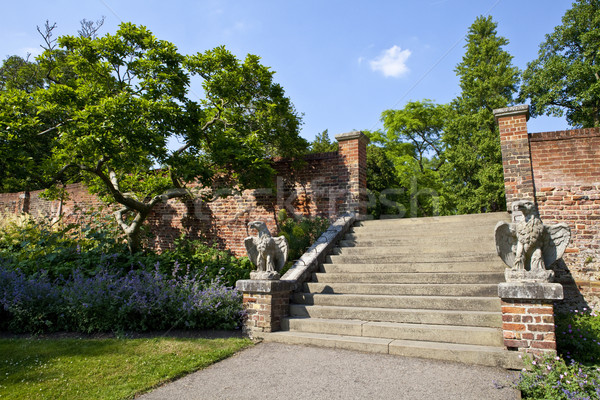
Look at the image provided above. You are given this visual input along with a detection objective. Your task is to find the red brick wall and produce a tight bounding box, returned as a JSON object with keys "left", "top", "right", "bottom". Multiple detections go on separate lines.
{"left": 529, "top": 128, "right": 600, "bottom": 310}
{"left": 496, "top": 105, "right": 536, "bottom": 205}
{"left": 501, "top": 301, "right": 557, "bottom": 357}
{"left": 496, "top": 105, "right": 600, "bottom": 311}
{"left": 0, "top": 133, "right": 369, "bottom": 258}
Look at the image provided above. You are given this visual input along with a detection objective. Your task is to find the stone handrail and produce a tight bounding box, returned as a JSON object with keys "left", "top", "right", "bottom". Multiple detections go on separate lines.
{"left": 236, "top": 212, "right": 357, "bottom": 337}
{"left": 281, "top": 212, "right": 356, "bottom": 290}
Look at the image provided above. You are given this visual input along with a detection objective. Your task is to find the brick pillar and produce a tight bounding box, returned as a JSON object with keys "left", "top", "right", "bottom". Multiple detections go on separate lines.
{"left": 499, "top": 282, "right": 563, "bottom": 358}
{"left": 236, "top": 280, "right": 291, "bottom": 339}
{"left": 493, "top": 105, "right": 535, "bottom": 215}
{"left": 335, "top": 131, "right": 369, "bottom": 217}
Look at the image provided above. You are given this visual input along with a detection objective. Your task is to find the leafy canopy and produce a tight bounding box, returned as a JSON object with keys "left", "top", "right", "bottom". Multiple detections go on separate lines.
{"left": 441, "top": 15, "right": 519, "bottom": 214}
{"left": 520, "top": 0, "right": 600, "bottom": 127}
{"left": 1, "top": 22, "right": 307, "bottom": 252}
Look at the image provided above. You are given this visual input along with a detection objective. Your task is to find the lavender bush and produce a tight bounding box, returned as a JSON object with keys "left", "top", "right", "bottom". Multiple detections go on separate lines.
{"left": 517, "top": 355, "right": 600, "bottom": 399}
{"left": 517, "top": 308, "right": 600, "bottom": 399}
{"left": 0, "top": 264, "right": 243, "bottom": 333}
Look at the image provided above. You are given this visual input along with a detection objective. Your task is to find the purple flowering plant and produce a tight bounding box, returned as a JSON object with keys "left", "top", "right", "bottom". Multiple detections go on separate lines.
{"left": 0, "top": 263, "right": 243, "bottom": 333}
{"left": 517, "top": 308, "right": 600, "bottom": 399}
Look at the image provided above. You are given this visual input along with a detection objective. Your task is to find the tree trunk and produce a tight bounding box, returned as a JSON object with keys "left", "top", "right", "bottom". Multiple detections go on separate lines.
{"left": 116, "top": 208, "right": 149, "bottom": 255}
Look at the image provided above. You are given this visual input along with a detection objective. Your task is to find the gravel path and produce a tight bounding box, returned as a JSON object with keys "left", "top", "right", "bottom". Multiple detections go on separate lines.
{"left": 137, "top": 342, "right": 521, "bottom": 400}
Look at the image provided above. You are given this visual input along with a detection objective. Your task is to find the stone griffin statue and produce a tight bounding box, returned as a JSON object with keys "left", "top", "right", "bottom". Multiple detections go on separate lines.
{"left": 244, "top": 221, "right": 288, "bottom": 280}
{"left": 495, "top": 200, "right": 571, "bottom": 282}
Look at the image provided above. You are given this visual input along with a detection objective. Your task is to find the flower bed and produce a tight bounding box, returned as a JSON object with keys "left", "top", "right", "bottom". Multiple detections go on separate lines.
{"left": 0, "top": 265, "right": 243, "bottom": 333}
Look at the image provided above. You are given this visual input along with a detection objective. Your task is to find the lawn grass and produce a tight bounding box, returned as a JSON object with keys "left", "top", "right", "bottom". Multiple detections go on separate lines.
{"left": 0, "top": 336, "right": 253, "bottom": 400}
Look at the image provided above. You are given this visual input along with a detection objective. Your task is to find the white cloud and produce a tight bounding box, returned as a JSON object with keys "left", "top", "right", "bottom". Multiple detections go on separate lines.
{"left": 369, "top": 45, "right": 411, "bottom": 78}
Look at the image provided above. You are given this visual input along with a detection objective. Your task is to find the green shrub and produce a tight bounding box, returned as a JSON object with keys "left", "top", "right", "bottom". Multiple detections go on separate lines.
{"left": 0, "top": 211, "right": 131, "bottom": 279}
{"left": 517, "top": 355, "right": 600, "bottom": 399}
{"left": 516, "top": 309, "right": 600, "bottom": 399}
{"left": 277, "top": 210, "right": 330, "bottom": 274}
{"left": 556, "top": 308, "right": 600, "bottom": 364}
{"left": 0, "top": 212, "right": 252, "bottom": 287}
{"left": 159, "top": 236, "right": 252, "bottom": 287}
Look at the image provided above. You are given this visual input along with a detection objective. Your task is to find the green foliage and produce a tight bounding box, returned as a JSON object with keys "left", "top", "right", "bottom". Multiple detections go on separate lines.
{"left": 0, "top": 337, "right": 252, "bottom": 400}
{"left": 377, "top": 100, "right": 446, "bottom": 174}
{"left": 368, "top": 100, "right": 446, "bottom": 218}
{"left": 0, "top": 211, "right": 129, "bottom": 279}
{"left": 515, "top": 309, "right": 600, "bottom": 399}
{"left": 520, "top": 0, "right": 600, "bottom": 127}
{"left": 1, "top": 22, "right": 307, "bottom": 253}
{"left": 441, "top": 15, "right": 519, "bottom": 214}
{"left": 277, "top": 210, "right": 330, "bottom": 272}
{"left": 365, "top": 145, "right": 408, "bottom": 219}
{"left": 556, "top": 308, "right": 600, "bottom": 364}
{"left": 309, "top": 129, "right": 338, "bottom": 153}
{"left": 517, "top": 355, "right": 600, "bottom": 399}
{"left": 0, "top": 211, "right": 251, "bottom": 286}
{"left": 161, "top": 236, "right": 252, "bottom": 287}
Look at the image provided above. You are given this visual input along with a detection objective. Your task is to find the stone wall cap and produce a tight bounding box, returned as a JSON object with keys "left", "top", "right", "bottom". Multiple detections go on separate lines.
{"left": 335, "top": 131, "right": 370, "bottom": 144}
{"left": 493, "top": 105, "right": 530, "bottom": 121}
{"left": 498, "top": 282, "right": 563, "bottom": 301}
{"left": 236, "top": 279, "right": 292, "bottom": 294}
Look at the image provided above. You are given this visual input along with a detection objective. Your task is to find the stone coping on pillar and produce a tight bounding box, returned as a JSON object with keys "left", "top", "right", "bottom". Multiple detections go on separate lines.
{"left": 493, "top": 105, "right": 530, "bottom": 121}
{"left": 498, "top": 282, "right": 564, "bottom": 301}
{"left": 335, "top": 131, "right": 370, "bottom": 144}
{"left": 236, "top": 279, "right": 292, "bottom": 294}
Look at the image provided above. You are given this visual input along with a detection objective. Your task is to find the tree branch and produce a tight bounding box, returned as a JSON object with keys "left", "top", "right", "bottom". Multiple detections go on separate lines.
{"left": 37, "top": 119, "right": 73, "bottom": 135}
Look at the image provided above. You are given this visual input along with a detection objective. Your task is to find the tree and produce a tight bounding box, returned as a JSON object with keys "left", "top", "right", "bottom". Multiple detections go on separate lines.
{"left": 365, "top": 145, "right": 408, "bottom": 219}
{"left": 378, "top": 100, "right": 446, "bottom": 173}
{"left": 441, "top": 15, "right": 520, "bottom": 214}
{"left": 369, "top": 100, "right": 447, "bottom": 217}
{"left": 0, "top": 20, "right": 101, "bottom": 193}
{"left": 520, "top": 0, "right": 600, "bottom": 127}
{"left": 1, "top": 22, "right": 306, "bottom": 253}
{"left": 308, "top": 129, "right": 338, "bottom": 153}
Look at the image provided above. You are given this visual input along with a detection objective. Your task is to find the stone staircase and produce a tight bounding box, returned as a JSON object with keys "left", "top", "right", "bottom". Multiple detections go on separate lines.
{"left": 263, "top": 212, "right": 523, "bottom": 368}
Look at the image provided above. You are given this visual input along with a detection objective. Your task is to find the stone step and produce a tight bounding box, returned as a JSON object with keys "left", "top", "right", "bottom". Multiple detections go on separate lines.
{"left": 305, "top": 282, "right": 499, "bottom": 297}
{"left": 355, "top": 212, "right": 508, "bottom": 228}
{"left": 281, "top": 317, "right": 504, "bottom": 347}
{"left": 292, "top": 293, "right": 501, "bottom": 312}
{"left": 289, "top": 304, "right": 502, "bottom": 328}
{"left": 261, "top": 331, "right": 522, "bottom": 369}
{"left": 338, "top": 238, "right": 498, "bottom": 249}
{"left": 321, "top": 261, "right": 505, "bottom": 274}
{"left": 332, "top": 245, "right": 496, "bottom": 256}
{"left": 347, "top": 226, "right": 497, "bottom": 238}
{"left": 312, "top": 272, "right": 505, "bottom": 284}
{"left": 326, "top": 253, "right": 498, "bottom": 264}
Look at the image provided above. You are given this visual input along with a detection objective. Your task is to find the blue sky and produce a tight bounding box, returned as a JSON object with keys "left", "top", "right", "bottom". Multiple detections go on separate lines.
{"left": 0, "top": 0, "right": 574, "bottom": 143}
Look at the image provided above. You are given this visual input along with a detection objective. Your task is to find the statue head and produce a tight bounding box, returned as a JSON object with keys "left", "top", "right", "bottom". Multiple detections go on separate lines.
{"left": 512, "top": 200, "right": 536, "bottom": 217}
{"left": 248, "top": 220, "right": 268, "bottom": 233}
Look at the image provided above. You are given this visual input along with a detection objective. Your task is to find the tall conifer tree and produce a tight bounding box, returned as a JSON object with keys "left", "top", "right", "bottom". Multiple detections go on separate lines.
{"left": 441, "top": 16, "right": 520, "bottom": 214}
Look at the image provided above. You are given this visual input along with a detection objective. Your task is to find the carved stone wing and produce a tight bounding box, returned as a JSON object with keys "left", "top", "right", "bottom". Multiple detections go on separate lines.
{"left": 542, "top": 223, "right": 571, "bottom": 268}
{"left": 272, "top": 235, "right": 289, "bottom": 271}
{"left": 244, "top": 237, "right": 259, "bottom": 267}
{"left": 495, "top": 221, "right": 517, "bottom": 268}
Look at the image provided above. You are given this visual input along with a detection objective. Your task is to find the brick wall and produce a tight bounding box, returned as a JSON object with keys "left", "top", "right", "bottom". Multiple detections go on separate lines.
{"left": 501, "top": 300, "right": 557, "bottom": 357}
{"left": 529, "top": 128, "right": 600, "bottom": 310}
{"left": 0, "top": 132, "right": 369, "bottom": 257}
{"left": 495, "top": 106, "right": 600, "bottom": 311}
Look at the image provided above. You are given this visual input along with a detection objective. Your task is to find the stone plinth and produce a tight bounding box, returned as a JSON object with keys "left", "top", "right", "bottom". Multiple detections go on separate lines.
{"left": 499, "top": 282, "right": 563, "bottom": 357}
{"left": 236, "top": 279, "right": 292, "bottom": 339}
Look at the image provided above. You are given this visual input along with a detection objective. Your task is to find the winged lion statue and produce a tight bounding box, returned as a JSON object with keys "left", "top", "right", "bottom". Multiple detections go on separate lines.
{"left": 244, "top": 221, "right": 288, "bottom": 280}
{"left": 495, "top": 200, "right": 570, "bottom": 282}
